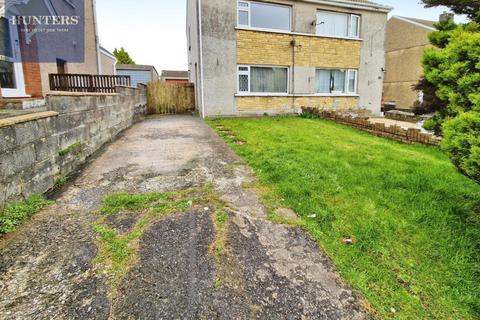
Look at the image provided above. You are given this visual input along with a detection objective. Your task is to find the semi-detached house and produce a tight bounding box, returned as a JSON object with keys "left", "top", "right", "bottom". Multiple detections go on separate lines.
{"left": 187, "top": 0, "right": 392, "bottom": 117}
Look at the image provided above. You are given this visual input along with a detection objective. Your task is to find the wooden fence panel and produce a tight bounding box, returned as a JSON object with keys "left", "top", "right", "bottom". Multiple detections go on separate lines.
{"left": 49, "top": 74, "right": 131, "bottom": 93}
{"left": 147, "top": 81, "right": 195, "bottom": 115}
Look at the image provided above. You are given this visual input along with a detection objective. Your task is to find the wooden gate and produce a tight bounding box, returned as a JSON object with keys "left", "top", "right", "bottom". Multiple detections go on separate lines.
{"left": 147, "top": 81, "right": 195, "bottom": 115}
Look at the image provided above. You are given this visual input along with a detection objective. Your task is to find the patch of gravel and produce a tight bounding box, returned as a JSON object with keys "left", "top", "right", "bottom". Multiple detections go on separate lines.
{"left": 111, "top": 210, "right": 217, "bottom": 319}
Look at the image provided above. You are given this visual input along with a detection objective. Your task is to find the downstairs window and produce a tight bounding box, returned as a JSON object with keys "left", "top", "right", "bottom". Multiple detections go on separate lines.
{"left": 238, "top": 65, "right": 288, "bottom": 94}
{"left": 316, "top": 69, "right": 358, "bottom": 94}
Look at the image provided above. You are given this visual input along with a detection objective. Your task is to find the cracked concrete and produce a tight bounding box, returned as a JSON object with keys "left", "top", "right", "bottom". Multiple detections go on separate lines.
{"left": 0, "top": 115, "right": 373, "bottom": 319}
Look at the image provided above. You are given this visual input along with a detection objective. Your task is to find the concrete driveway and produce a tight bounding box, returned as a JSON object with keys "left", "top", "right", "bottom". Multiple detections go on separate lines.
{"left": 0, "top": 115, "right": 372, "bottom": 319}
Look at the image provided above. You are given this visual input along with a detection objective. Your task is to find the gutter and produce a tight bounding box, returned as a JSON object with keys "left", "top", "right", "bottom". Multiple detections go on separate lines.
{"left": 301, "top": 0, "right": 393, "bottom": 13}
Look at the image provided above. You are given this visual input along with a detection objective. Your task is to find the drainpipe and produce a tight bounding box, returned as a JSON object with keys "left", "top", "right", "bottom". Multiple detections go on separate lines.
{"left": 197, "top": 0, "right": 206, "bottom": 118}
{"left": 291, "top": 1, "right": 296, "bottom": 111}
{"left": 92, "top": 0, "right": 101, "bottom": 75}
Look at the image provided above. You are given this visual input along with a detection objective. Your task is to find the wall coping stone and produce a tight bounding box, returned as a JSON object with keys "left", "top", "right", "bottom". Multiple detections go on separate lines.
{"left": 0, "top": 111, "right": 59, "bottom": 128}
{"left": 47, "top": 92, "right": 119, "bottom": 97}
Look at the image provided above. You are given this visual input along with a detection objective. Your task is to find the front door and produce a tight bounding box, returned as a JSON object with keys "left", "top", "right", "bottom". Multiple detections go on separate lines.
{"left": 0, "top": 16, "right": 27, "bottom": 97}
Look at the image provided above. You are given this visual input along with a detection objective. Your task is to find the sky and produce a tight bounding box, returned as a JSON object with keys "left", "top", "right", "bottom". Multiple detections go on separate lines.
{"left": 96, "top": 0, "right": 468, "bottom": 73}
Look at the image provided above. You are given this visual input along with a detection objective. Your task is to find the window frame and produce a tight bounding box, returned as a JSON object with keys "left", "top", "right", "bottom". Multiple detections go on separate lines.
{"left": 315, "top": 68, "right": 358, "bottom": 95}
{"left": 316, "top": 10, "right": 361, "bottom": 39}
{"left": 347, "top": 69, "right": 358, "bottom": 94}
{"left": 237, "top": 64, "right": 290, "bottom": 95}
{"left": 349, "top": 15, "right": 361, "bottom": 38}
{"left": 237, "top": 0, "right": 292, "bottom": 32}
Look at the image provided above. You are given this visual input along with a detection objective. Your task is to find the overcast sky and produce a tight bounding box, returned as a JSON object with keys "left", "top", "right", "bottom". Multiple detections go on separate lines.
{"left": 96, "top": 0, "right": 467, "bottom": 73}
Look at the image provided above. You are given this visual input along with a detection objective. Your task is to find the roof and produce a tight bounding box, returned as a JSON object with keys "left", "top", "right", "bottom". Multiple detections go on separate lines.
{"left": 392, "top": 16, "right": 437, "bottom": 30}
{"left": 161, "top": 70, "right": 189, "bottom": 79}
{"left": 99, "top": 46, "right": 116, "bottom": 61}
{"left": 116, "top": 64, "right": 159, "bottom": 74}
{"left": 302, "top": 0, "right": 393, "bottom": 12}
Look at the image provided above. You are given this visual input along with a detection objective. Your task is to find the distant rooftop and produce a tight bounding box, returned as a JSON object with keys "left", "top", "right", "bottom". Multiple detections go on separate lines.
{"left": 116, "top": 64, "right": 158, "bottom": 74}
{"left": 161, "top": 70, "right": 189, "bottom": 79}
{"left": 393, "top": 16, "right": 437, "bottom": 30}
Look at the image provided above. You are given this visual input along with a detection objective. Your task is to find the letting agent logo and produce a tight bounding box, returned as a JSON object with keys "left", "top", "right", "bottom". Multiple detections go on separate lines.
{"left": 11, "top": 15, "right": 80, "bottom": 26}
{"left": 3, "top": 0, "right": 86, "bottom": 63}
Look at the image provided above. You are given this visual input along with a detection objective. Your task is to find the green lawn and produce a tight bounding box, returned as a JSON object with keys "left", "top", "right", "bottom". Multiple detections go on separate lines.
{"left": 208, "top": 116, "right": 480, "bottom": 320}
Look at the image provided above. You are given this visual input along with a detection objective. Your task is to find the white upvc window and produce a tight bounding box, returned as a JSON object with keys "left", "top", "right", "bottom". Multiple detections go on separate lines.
{"left": 237, "top": 1, "right": 291, "bottom": 32}
{"left": 316, "top": 10, "right": 361, "bottom": 38}
{"left": 349, "top": 15, "right": 361, "bottom": 38}
{"left": 237, "top": 65, "right": 289, "bottom": 94}
{"left": 315, "top": 69, "right": 358, "bottom": 95}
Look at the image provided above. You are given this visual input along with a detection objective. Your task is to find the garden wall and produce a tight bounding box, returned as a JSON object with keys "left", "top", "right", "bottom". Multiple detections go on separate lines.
{"left": 0, "top": 86, "right": 147, "bottom": 209}
{"left": 302, "top": 107, "right": 441, "bottom": 146}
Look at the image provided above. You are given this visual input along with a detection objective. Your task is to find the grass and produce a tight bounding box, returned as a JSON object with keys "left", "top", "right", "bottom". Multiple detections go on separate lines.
{"left": 208, "top": 116, "right": 480, "bottom": 320}
{"left": 210, "top": 210, "right": 230, "bottom": 261}
{"left": 93, "top": 186, "right": 224, "bottom": 296}
{"left": 0, "top": 196, "right": 53, "bottom": 234}
{"left": 58, "top": 142, "right": 81, "bottom": 157}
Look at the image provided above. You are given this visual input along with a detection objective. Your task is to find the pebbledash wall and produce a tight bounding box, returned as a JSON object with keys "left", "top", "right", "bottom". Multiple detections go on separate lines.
{"left": 0, "top": 86, "right": 147, "bottom": 209}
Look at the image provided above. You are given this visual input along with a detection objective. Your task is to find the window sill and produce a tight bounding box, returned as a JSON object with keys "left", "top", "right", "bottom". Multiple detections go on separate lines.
{"left": 235, "top": 93, "right": 360, "bottom": 97}
{"left": 236, "top": 93, "right": 290, "bottom": 97}
{"left": 235, "top": 27, "right": 363, "bottom": 41}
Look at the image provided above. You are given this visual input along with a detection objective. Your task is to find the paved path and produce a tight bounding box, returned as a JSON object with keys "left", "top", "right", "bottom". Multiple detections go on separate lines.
{"left": 0, "top": 116, "right": 372, "bottom": 319}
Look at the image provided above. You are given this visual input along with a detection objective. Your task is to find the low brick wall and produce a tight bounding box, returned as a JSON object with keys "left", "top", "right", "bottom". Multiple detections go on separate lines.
{"left": 0, "top": 86, "right": 147, "bottom": 209}
{"left": 302, "top": 107, "right": 441, "bottom": 146}
{"left": 385, "top": 110, "right": 421, "bottom": 123}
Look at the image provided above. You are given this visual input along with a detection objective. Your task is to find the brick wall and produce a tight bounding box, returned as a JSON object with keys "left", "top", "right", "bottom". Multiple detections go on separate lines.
{"left": 235, "top": 29, "right": 362, "bottom": 113}
{"left": 236, "top": 29, "right": 361, "bottom": 68}
{"left": 0, "top": 86, "right": 147, "bottom": 209}
{"left": 18, "top": 26, "right": 43, "bottom": 97}
{"left": 237, "top": 96, "right": 359, "bottom": 113}
{"left": 302, "top": 107, "right": 441, "bottom": 146}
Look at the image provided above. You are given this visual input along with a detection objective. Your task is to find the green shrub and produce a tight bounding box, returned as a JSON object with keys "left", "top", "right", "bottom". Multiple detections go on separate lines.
{"left": 0, "top": 196, "right": 53, "bottom": 234}
{"left": 423, "top": 116, "right": 444, "bottom": 135}
{"left": 442, "top": 111, "right": 480, "bottom": 182}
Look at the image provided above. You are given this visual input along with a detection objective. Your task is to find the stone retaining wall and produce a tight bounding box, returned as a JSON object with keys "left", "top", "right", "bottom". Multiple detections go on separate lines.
{"left": 0, "top": 86, "right": 147, "bottom": 209}
{"left": 302, "top": 107, "right": 441, "bottom": 146}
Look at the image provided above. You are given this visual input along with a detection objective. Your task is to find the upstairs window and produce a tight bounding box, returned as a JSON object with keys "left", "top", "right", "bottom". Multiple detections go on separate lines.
{"left": 316, "top": 11, "right": 360, "bottom": 38}
{"left": 316, "top": 69, "right": 358, "bottom": 94}
{"left": 238, "top": 1, "right": 291, "bottom": 32}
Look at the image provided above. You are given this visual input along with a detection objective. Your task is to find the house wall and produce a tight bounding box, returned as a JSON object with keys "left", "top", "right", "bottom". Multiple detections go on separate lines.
{"left": 383, "top": 17, "right": 433, "bottom": 110}
{"left": 100, "top": 52, "right": 116, "bottom": 75}
{"left": 0, "top": 86, "right": 147, "bottom": 209}
{"left": 38, "top": 0, "right": 99, "bottom": 95}
{"left": 200, "top": 0, "right": 237, "bottom": 116}
{"left": 189, "top": 0, "right": 389, "bottom": 117}
{"left": 186, "top": 0, "right": 203, "bottom": 114}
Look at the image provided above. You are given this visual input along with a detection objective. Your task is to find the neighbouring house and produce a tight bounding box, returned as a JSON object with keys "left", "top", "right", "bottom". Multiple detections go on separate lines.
{"left": 116, "top": 64, "right": 159, "bottom": 87}
{"left": 186, "top": 0, "right": 392, "bottom": 117}
{"left": 99, "top": 46, "right": 117, "bottom": 75}
{"left": 160, "top": 70, "right": 189, "bottom": 84}
{"left": 0, "top": 0, "right": 113, "bottom": 100}
{"left": 383, "top": 15, "right": 442, "bottom": 111}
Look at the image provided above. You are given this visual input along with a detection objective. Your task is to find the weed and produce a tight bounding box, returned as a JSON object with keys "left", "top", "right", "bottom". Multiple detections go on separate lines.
{"left": 58, "top": 142, "right": 81, "bottom": 157}
{"left": 0, "top": 196, "right": 53, "bottom": 234}
{"left": 54, "top": 176, "right": 70, "bottom": 188}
